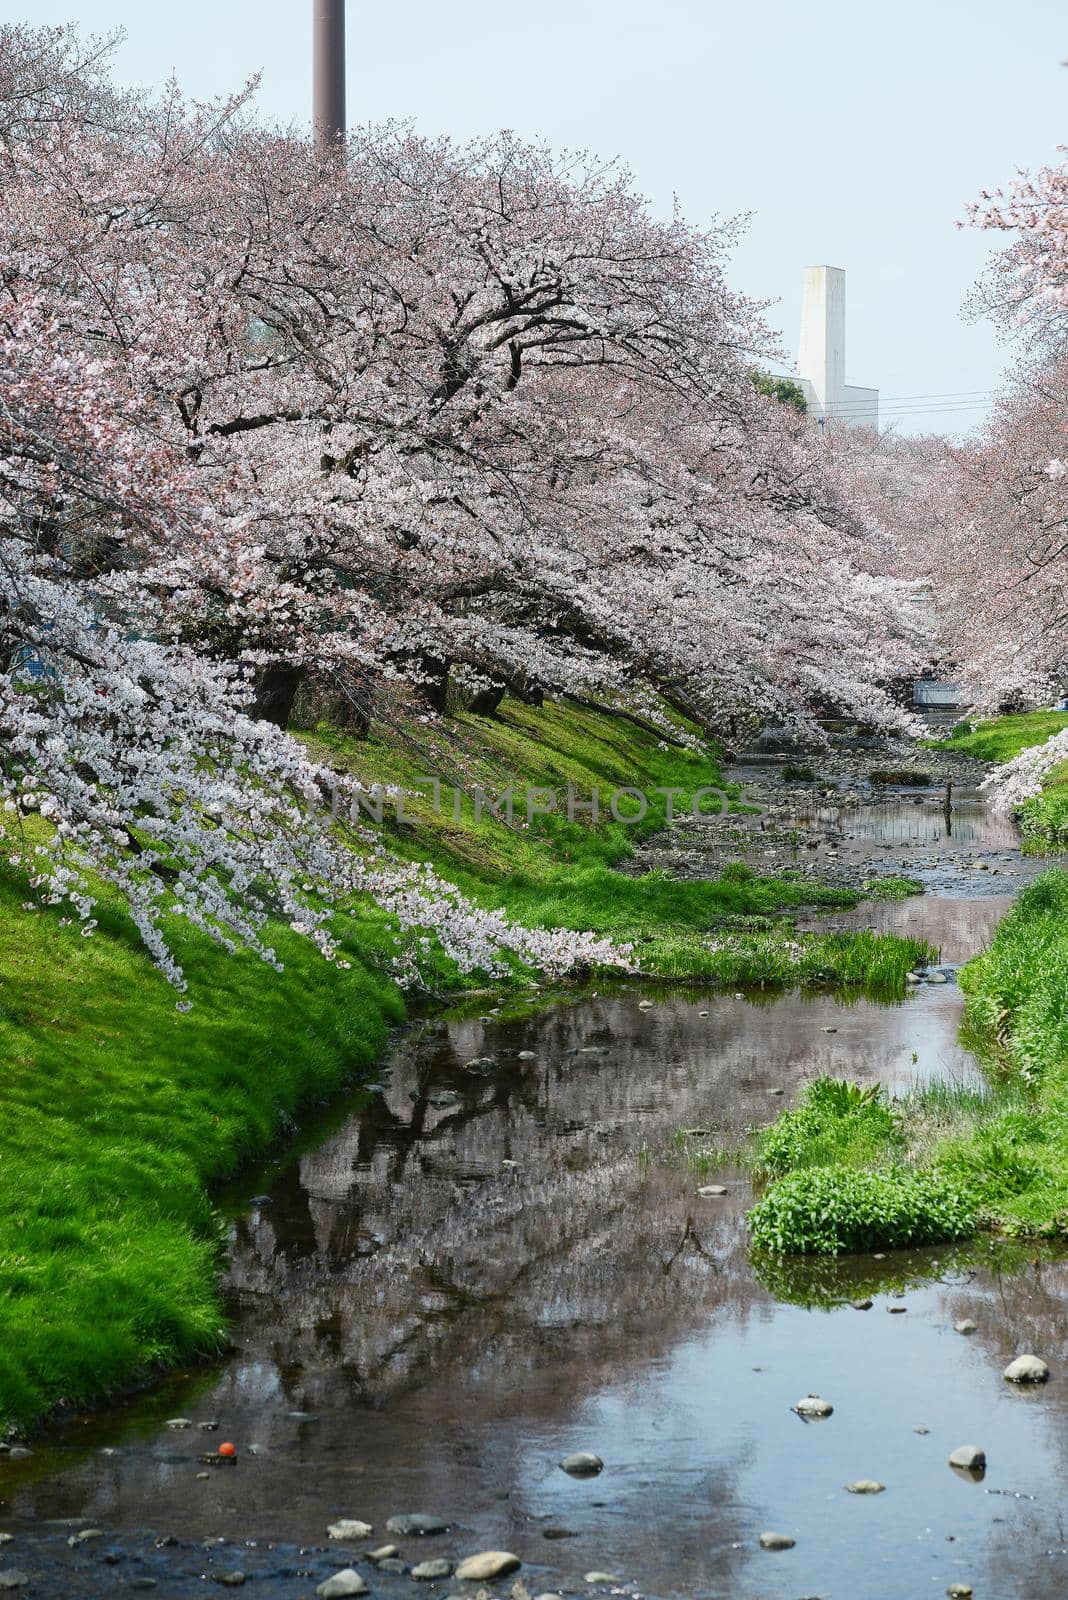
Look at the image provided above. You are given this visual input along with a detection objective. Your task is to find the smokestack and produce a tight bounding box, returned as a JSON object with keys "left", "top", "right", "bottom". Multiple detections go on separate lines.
{"left": 313, "top": 0, "right": 345, "bottom": 149}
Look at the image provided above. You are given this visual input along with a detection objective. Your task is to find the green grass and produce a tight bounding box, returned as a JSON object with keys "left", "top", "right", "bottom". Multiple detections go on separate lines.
{"left": 925, "top": 712, "right": 1068, "bottom": 853}
{"left": 747, "top": 870, "right": 1068, "bottom": 1251}
{"left": 300, "top": 704, "right": 929, "bottom": 988}
{"left": 928, "top": 710, "right": 1068, "bottom": 763}
{"left": 0, "top": 869, "right": 402, "bottom": 1432}
{"left": 863, "top": 876, "right": 925, "bottom": 902}
{"left": 0, "top": 694, "right": 934, "bottom": 1430}
{"left": 755, "top": 1079, "right": 903, "bottom": 1179}
{"left": 1018, "top": 763, "right": 1068, "bottom": 852}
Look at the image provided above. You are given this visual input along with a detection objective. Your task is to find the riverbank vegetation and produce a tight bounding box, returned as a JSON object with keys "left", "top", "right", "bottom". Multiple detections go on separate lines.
{"left": 931, "top": 711, "right": 1068, "bottom": 764}
{"left": 930, "top": 713, "right": 1068, "bottom": 851}
{"left": 747, "top": 871, "right": 1068, "bottom": 1253}
{"left": 0, "top": 695, "right": 932, "bottom": 1434}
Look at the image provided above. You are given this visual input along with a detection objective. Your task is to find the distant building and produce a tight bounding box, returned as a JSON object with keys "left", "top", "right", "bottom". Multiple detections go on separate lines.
{"left": 796, "top": 266, "right": 878, "bottom": 428}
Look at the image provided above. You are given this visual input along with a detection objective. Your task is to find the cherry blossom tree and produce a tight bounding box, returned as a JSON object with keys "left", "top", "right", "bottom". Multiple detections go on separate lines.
{"left": 0, "top": 22, "right": 927, "bottom": 983}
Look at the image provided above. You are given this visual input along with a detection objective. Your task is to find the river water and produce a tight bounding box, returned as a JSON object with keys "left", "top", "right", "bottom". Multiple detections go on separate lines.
{"left": 4, "top": 782, "right": 1068, "bottom": 1599}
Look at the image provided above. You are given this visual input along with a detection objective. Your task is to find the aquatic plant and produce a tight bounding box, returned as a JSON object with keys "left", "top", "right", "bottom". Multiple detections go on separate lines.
{"left": 747, "top": 1166, "right": 977, "bottom": 1254}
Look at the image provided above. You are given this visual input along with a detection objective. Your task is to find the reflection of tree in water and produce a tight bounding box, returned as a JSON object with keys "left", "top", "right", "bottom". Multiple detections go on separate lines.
{"left": 19, "top": 991, "right": 1068, "bottom": 1600}
{"left": 224, "top": 998, "right": 802, "bottom": 1413}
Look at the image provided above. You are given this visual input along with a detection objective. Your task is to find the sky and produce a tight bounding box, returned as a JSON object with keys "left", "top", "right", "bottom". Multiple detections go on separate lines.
{"left": 8, "top": 0, "right": 1066, "bottom": 435}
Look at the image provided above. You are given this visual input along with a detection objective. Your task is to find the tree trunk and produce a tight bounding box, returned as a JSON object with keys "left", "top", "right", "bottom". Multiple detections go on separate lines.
{"left": 416, "top": 656, "right": 451, "bottom": 713}
{"left": 251, "top": 663, "right": 306, "bottom": 728}
{"left": 468, "top": 681, "right": 507, "bottom": 716}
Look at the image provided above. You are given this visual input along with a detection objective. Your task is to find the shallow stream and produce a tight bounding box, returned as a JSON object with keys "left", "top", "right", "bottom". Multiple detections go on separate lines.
{"left": 4, "top": 784, "right": 1068, "bottom": 1599}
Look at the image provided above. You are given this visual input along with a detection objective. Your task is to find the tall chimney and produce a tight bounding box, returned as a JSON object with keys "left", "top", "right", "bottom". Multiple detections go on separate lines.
{"left": 313, "top": 0, "right": 345, "bottom": 149}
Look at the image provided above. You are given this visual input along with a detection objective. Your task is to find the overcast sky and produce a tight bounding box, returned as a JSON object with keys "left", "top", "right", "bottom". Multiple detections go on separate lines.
{"left": 9, "top": 0, "right": 1066, "bottom": 434}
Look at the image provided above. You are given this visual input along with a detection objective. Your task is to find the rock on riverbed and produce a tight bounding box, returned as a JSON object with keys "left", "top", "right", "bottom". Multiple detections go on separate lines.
{"left": 1004, "top": 1353, "right": 1050, "bottom": 1384}
{"left": 454, "top": 1551, "right": 521, "bottom": 1581}
{"left": 328, "top": 1520, "right": 374, "bottom": 1541}
{"left": 793, "top": 1394, "right": 833, "bottom": 1418}
{"left": 317, "top": 1572, "right": 369, "bottom": 1599}
{"left": 758, "top": 1532, "right": 795, "bottom": 1551}
{"left": 386, "top": 1515, "right": 449, "bottom": 1537}
{"left": 948, "top": 1445, "right": 986, "bottom": 1472}
{"left": 560, "top": 1451, "right": 604, "bottom": 1475}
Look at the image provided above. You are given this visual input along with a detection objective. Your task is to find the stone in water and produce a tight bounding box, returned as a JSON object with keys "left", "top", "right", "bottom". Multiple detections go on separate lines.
{"left": 316, "top": 1573, "right": 368, "bottom": 1600}
{"left": 948, "top": 1444, "right": 986, "bottom": 1473}
{"left": 1004, "top": 1353, "right": 1050, "bottom": 1384}
{"left": 328, "top": 1520, "right": 374, "bottom": 1542}
{"left": 793, "top": 1394, "right": 833, "bottom": 1419}
{"left": 560, "top": 1451, "right": 603, "bottom": 1476}
{"left": 454, "top": 1552, "right": 521, "bottom": 1581}
{"left": 386, "top": 1514, "right": 449, "bottom": 1537}
{"left": 412, "top": 1560, "right": 453, "bottom": 1580}
{"left": 758, "top": 1532, "right": 795, "bottom": 1551}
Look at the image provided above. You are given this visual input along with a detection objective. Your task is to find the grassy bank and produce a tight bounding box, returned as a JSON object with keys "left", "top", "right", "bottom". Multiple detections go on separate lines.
{"left": 0, "top": 871, "right": 403, "bottom": 1432}
{"left": 930, "top": 711, "right": 1068, "bottom": 851}
{"left": 746, "top": 869, "right": 1068, "bottom": 1253}
{"left": 930, "top": 709, "right": 1068, "bottom": 763}
{"left": 0, "top": 696, "right": 928, "bottom": 1431}
{"left": 300, "top": 701, "right": 928, "bottom": 987}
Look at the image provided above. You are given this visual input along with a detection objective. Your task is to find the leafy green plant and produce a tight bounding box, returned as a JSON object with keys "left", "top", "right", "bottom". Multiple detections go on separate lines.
{"left": 757, "top": 1077, "right": 901, "bottom": 1178}
{"left": 781, "top": 762, "right": 817, "bottom": 782}
{"left": 747, "top": 1165, "right": 977, "bottom": 1254}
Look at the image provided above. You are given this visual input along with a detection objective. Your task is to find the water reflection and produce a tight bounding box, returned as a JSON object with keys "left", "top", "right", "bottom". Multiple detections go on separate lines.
{"left": 8, "top": 806, "right": 1068, "bottom": 1599}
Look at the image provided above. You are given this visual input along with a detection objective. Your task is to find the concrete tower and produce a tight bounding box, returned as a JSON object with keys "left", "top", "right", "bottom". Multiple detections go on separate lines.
{"left": 796, "top": 266, "right": 878, "bottom": 427}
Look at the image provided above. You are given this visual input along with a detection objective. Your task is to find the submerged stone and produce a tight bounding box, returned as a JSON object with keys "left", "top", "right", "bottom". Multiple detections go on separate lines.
{"left": 758, "top": 1532, "right": 795, "bottom": 1551}
{"left": 560, "top": 1451, "right": 604, "bottom": 1476}
{"left": 387, "top": 1515, "right": 449, "bottom": 1537}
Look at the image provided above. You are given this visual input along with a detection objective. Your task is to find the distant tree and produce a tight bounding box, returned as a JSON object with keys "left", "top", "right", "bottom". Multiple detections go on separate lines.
{"left": 750, "top": 370, "right": 808, "bottom": 413}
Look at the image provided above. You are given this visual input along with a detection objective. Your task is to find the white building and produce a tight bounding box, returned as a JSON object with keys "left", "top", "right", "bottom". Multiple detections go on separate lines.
{"left": 795, "top": 265, "right": 878, "bottom": 428}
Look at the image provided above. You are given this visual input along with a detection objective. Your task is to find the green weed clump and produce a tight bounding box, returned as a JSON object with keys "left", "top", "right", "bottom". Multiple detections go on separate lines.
{"left": 864, "top": 876, "right": 924, "bottom": 901}
{"left": 756, "top": 1078, "right": 902, "bottom": 1179}
{"left": 869, "top": 769, "right": 932, "bottom": 786}
{"left": 747, "top": 1165, "right": 977, "bottom": 1255}
{"left": 781, "top": 763, "right": 817, "bottom": 782}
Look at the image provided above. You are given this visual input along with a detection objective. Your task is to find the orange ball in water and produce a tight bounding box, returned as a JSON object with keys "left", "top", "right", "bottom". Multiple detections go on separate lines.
{"left": 218, "top": 1441, "right": 237, "bottom": 1458}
